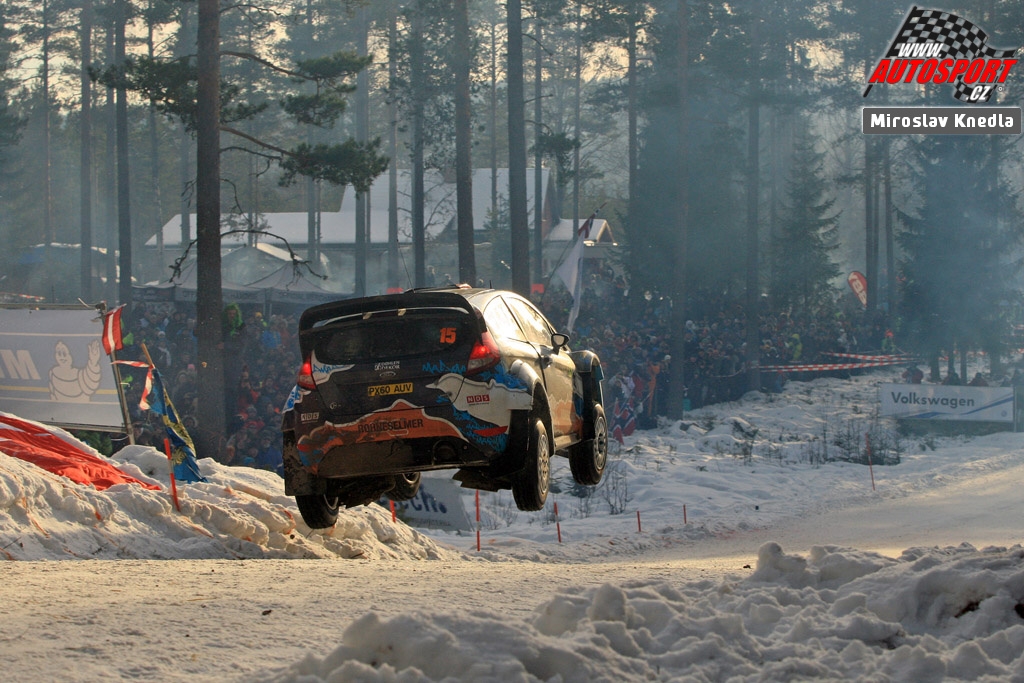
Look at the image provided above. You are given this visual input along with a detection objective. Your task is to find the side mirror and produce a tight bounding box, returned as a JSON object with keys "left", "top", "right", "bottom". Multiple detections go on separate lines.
{"left": 551, "top": 333, "right": 570, "bottom": 351}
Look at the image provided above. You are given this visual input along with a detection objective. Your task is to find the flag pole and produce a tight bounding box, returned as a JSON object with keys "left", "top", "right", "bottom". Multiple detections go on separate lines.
{"left": 140, "top": 341, "right": 180, "bottom": 498}
{"left": 543, "top": 202, "right": 606, "bottom": 292}
{"left": 98, "top": 301, "right": 135, "bottom": 445}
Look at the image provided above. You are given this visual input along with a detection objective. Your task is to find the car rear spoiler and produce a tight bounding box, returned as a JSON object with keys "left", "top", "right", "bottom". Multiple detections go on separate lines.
{"left": 298, "top": 291, "right": 481, "bottom": 336}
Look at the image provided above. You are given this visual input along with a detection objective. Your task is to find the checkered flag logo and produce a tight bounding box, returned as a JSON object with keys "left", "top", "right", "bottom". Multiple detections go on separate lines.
{"left": 869, "top": 5, "right": 1017, "bottom": 102}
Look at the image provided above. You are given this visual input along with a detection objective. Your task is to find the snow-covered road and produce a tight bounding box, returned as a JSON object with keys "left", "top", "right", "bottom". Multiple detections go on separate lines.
{"left": 4, "top": 370, "right": 1024, "bottom": 681}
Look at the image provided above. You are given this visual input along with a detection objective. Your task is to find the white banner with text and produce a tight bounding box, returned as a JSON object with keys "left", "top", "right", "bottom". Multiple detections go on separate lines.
{"left": 880, "top": 383, "right": 1013, "bottom": 423}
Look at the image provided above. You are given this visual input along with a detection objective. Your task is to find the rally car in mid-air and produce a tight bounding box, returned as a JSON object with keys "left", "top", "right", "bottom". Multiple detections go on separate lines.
{"left": 281, "top": 285, "right": 608, "bottom": 528}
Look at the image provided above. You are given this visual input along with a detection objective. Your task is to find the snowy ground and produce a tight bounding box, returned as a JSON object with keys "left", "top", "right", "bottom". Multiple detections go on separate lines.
{"left": 3, "top": 367, "right": 1024, "bottom": 681}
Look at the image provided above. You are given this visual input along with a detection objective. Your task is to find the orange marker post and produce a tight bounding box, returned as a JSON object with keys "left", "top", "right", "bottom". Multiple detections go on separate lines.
{"left": 389, "top": 499, "right": 396, "bottom": 523}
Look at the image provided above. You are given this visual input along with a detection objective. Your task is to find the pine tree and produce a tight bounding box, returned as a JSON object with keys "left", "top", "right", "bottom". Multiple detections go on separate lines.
{"left": 769, "top": 126, "right": 840, "bottom": 311}
{"left": 898, "top": 135, "right": 1021, "bottom": 376}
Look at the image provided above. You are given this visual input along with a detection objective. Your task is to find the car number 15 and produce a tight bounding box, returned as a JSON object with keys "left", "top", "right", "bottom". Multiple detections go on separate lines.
{"left": 367, "top": 382, "right": 414, "bottom": 397}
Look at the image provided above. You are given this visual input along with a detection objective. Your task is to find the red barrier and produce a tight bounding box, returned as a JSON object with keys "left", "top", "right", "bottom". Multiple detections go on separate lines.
{"left": 758, "top": 359, "right": 907, "bottom": 372}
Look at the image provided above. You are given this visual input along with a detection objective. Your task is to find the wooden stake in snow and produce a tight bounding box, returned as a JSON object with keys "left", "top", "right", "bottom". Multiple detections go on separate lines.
{"left": 163, "top": 438, "right": 181, "bottom": 512}
{"left": 684, "top": 504, "right": 687, "bottom": 525}
{"left": 865, "top": 433, "right": 877, "bottom": 491}
{"left": 554, "top": 501, "right": 562, "bottom": 543}
{"left": 637, "top": 510, "right": 642, "bottom": 533}
{"left": 475, "top": 489, "right": 481, "bottom": 552}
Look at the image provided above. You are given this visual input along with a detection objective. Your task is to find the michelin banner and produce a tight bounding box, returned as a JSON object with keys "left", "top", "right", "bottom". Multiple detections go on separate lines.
{"left": 0, "top": 306, "right": 125, "bottom": 431}
{"left": 880, "top": 383, "right": 1014, "bottom": 423}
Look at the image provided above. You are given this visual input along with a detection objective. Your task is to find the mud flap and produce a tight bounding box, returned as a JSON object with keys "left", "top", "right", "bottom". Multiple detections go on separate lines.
{"left": 282, "top": 436, "right": 319, "bottom": 496}
{"left": 452, "top": 408, "right": 531, "bottom": 491}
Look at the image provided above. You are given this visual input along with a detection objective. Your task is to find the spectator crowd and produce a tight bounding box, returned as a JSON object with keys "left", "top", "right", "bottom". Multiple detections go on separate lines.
{"left": 535, "top": 262, "right": 904, "bottom": 435}
{"left": 116, "top": 301, "right": 299, "bottom": 475}
{"left": 113, "top": 263, "right": 924, "bottom": 470}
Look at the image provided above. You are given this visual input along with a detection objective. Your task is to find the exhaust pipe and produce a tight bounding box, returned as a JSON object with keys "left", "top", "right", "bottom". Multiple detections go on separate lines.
{"left": 432, "top": 441, "right": 458, "bottom": 465}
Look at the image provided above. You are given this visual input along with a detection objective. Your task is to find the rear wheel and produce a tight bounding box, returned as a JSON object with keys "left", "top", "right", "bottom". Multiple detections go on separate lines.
{"left": 295, "top": 493, "right": 340, "bottom": 529}
{"left": 570, "top": 403, "right": 608, "bottom": 486}
{"left": 387, "top": 472, "right": 422, "bottom": 501}
{"left": 512, "top": 416, "right": 550, "bottom": 511}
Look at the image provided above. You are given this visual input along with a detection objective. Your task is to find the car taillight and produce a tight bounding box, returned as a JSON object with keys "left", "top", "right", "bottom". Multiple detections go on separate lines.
{"left": 296, "top": 358, "right": 316, "bottom": 389}
{"left": 467, "top": 331, "right": 501, "bottom": 374}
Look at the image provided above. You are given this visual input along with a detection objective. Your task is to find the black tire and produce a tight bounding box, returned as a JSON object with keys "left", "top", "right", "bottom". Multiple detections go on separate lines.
{"left": 512, "top": 416, "right": 551, "bottom": 511}
{"left": 295, "top": 493, "right": 340, "bottom": 529}
{"left": 387, "top": 472, "right": 422, "bottom": 501}
{"left": 570, "top": 403, "right": 608, "bottom": 486}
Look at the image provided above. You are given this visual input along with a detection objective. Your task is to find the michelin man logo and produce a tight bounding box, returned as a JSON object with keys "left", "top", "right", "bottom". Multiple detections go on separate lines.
{"left": 48, "top": 339, "right": 102, "bottom": 402}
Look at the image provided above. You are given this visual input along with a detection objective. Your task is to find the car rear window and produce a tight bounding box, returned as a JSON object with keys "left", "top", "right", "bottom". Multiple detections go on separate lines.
{"left": 312, "top": 308, "right": 475, "bottom": 364}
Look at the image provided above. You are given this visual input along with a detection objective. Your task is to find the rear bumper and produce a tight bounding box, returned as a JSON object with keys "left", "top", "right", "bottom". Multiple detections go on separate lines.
{"left": 283, "top": 434, "right": 494, "bottom": 495}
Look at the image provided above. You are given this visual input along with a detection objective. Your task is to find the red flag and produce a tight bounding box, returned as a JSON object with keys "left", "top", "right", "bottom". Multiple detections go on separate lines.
{"left": 847, "top": 272, "right": 868, "bottom": 308}
{"left": 610, "top": 398, "right": 636, "bottom": 445}
{"left": 102, "top": 304, "right": 126, "bottom": 355}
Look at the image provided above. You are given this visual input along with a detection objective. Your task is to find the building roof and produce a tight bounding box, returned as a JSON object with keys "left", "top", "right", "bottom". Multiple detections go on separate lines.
{"left": 149, "top": 168, "right": 553, "bottom": 248}
{"left": 545, "top": 217, "right": 615, "bottom": 244}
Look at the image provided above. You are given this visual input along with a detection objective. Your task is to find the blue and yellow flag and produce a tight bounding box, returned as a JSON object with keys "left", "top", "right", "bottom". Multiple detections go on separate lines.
{"left": 140, "top": 367, "right": 207, "bottom": 484}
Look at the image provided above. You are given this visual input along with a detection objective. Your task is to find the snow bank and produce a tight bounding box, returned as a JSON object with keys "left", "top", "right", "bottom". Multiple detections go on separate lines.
{"left": 266, "top": 543, "right": 1024, "bottom": 682}
{"left": 0, "top": 440, "right": 455, "bottom": 561}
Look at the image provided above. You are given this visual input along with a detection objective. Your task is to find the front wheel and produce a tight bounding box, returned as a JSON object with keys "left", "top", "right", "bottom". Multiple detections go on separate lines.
{"left": 570, "top": 403, "right": 608, "bottom": 486}
{"left": 511, "top": 416, "right": 550, "bottom": 511}
{"left": 295, "top": 493, "right": 340, "bottom": 529}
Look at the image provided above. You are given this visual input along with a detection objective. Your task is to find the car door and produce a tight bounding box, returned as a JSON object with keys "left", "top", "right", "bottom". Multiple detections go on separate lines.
{"left": 502, "top": 296, "right": 576, "bottom": 442}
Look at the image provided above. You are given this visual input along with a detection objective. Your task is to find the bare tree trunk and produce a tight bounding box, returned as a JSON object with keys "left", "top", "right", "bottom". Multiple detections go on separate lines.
{"left": 627, "top": 14, "right": 638, "bottom": 208}
{"left": 42, "top": 0, "right": 53, "bottom": 298}
{"left": 667, "top": 0, "right": 689, "bottom": 418}
{"left": 115, "top": 0, "right": 132, "bottom": 306}
{"left": 573, "top": 2, "right": 580, "bottom": 232}
{"left": 387, "top": 8, "right": 399, "bottom": 291}
{"left": 743, "top": 0, "right": 761, "bottom": 395}
{"left": 147, "top": 8, "right": 164, "bottom": 267}
{"left": 533, "top": 17, "right": 543, "bottom": 287}
{"left": 195, "top": 0, "right": 226, "bottom": 460}
{"left": 354, "top": 7, "right": 369, "bottom": 297}
{"left": 178, "top": 4, "right": 192, "bottom": 250}
{"left": 306, "top": 177, "right": 317, "bottom": 263}
{"left": 79, "top": 0, "right": 93, "bottom": 301}
{"left": 490, "top": 16, "right": 498, "bottom": 222}
{"left": 883, "top": 139, "right": 894, "bottom": 316}
{"left": 410, "top": 2, "right": 426, "bottom": 287}
{"left": 864, "top": 138, "right": 878, "bottom": 312}
{"left": 104, "top": 23, "right": 117, "bottom": 302}
{"left": 42, "top": 0, "right": 51, "bottom": 246}
{"left": 454, "top": 0, "right": 476, "bottom": 285}
{"left": 507, "top": 0, "right": 530, "bottom": 295}
{"left": 303, "top": 1, "right": 318, "bottom": 267}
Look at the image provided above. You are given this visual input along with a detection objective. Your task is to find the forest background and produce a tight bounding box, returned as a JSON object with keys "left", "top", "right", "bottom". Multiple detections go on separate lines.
{"left": 0, "top": 0, "right": 1021, "bottom": 457}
